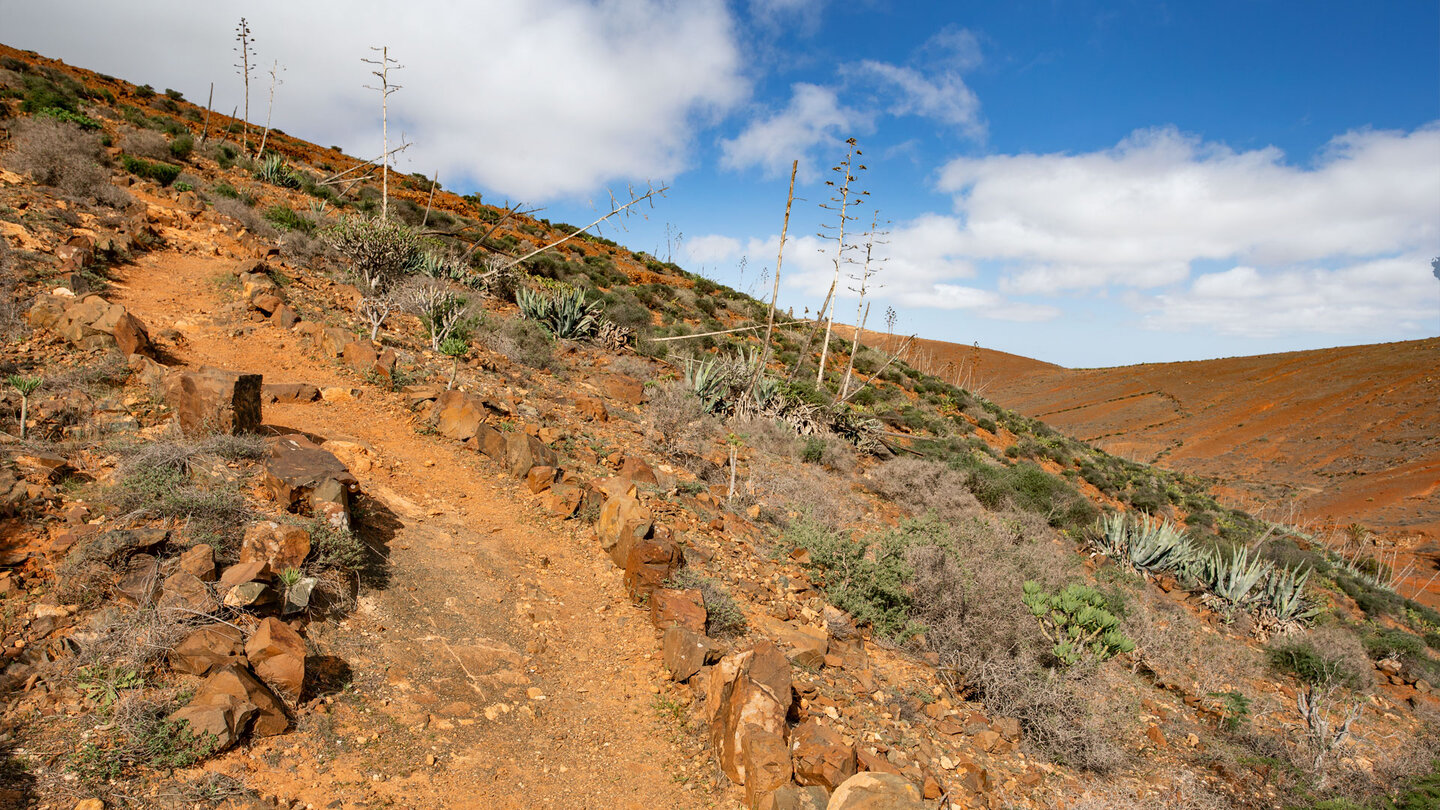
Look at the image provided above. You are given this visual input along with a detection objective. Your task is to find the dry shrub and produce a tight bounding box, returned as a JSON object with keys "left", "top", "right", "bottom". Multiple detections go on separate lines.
{"left": 818, "top": 435, "right": 858, "bottom": 474}
{"left": 868, "top": 457, "right": 981, "bottom": 522}
{"left": 481, "top": 316, "right": 554, "bottom": 370}
{"left": 1052, "top": 772, "right": 1237, "bottom": 810}
{"left": 748, "top": 460, "right": 862, "bottom": 530}
{"left": 645, "top": 380, "right": 720, "bottom": 464}
{"left": 1125, "top": 591, "right": 1267, "bottom": 697}
{"left": 4, "top": 118, "right": 129, "bottom": 207}
{"left": 120, "top": 127, "right": 170, "bottom": 161}
{"left": 608, "top": 355, "right": 655, "bottom": 381}
{"left": 47, "top": 605, "right": 188, "bottom": 686}
{"left": 0, "top": 239, "right": 24, "bottom": 341}
{"left": 905, "top": 514, "right": 1128, "bottom": 770}
{"left": 737, "top": 415, "right": 797, "bottom": 458}
{"left": 210, "top": 196, "right": 278, "bottom": 239}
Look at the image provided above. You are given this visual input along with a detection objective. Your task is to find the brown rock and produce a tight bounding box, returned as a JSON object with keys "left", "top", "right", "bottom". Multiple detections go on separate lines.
{"left": 791, "top": 720, "right": 857, "bottom": 790}
{"left": 169, "top": 623, "right": 245, "bottom": 676}
{"left": 429, "top": 390, "right": 488, "bottom": 442}
{"left": 855, "top": 748, "right": 902, "bottom": 776}
{"left": 166, "top": 687, "right": 256, "bottom": 752}
{"left": 163, "top": 367, "right": 262, "bottom": 436}
{"left": 542, "top": 484, "right": 583, "bottom": 519}
{"left": 706, "top": 642, "right": 793, "bottom": 784}
{"left": 263, "top": 383, "right": 320, "bottom": 404}
{"left": 505, "top": 432, "right": 558, "bottom": 479}
{"left": 218, "top": 560, "right": 269, "bottom": 590}
{"left": 757, "top": 786, "right": 829, "bottom": 810}
{"left": 597, "top": 494, "right": 652, "bottom": 567}
{"left": 618, "top": 455, "right": 658, "bottom": 485}
{"left": 651, "top": 588, "right": 707, "bottom": 633}
{"left": 525, "top": 465, "right": 557, "bottom": 494}
{"left": 624, "top": 536, "right": 684, "bottom": 601}
{"left": 270, "top": 303, "right": 300, "bottom": 329}
{"left": 663, "top": 625, "right": 721, "bottom": 682}
{"left": 158, "top": 572, "right": 218, "bottom": 614}
{"left": 775, "top": 623, "right": 829, "bottom": 670}
{"left": 263, "top": 435, "right": 359, "bottom": 524}
{"left": 245, "top": 617, "right": 306, "bottom": 703}
{"left": 194, "top": 662, "right": 289, "bottom": 737}
{"left": 744, "top": 727, "right": 793, "bottom": 808}
{"left": 14, "top": 451, "right": 70, "bottom": 482}
{"left": 251, "top": 293, "right": 283, "bottom": 315}
{"left": 112, "top": 311, "right": 153, "bottom": 357}
{"left": 826, "top": 773, "right": 924, "bottom": 810}
{"left": 574, "top": 395, "right": 608, "bottom": 422}
{"left": 176, "top": 543, "right": 216, "bottom": 581}
{"left": 114, "top": 554, "right": 161, "bottom": 606}
{"left": 992, "top": 716, "right": 1021, "bottom": 741}
{"left": 240, "top": 521, "right": 312, "bottom": 574}
{"left": 342, "top": 340, "right": 380, "bottom": 374}
{"left": 597, "top": 374, "right": 645, "bottom": 405}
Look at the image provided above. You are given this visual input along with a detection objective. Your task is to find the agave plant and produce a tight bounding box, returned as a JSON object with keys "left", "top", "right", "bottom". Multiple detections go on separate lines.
{"left": 1195, "top": 546, "right": 1274, "bottom": 608}
{"left": 514, "top": 286, "right": 603, "bottom": 339}
{"left": 548, "top": 287, "right": 602, "bottom": 339}
{"left": 596, "top": 320, "right": 633, "bottom": 350}
{"left": 1093, "top": 513, "right": 1195, "bottom": 575}
{"left": 255, "top": 153, "right": 300, "bottom": 188}
{"left": 1262, "top": 564, "right": 1318, "bottom": 622}
{"left": 683, "top": 357, "right": 728, "bottom": 413}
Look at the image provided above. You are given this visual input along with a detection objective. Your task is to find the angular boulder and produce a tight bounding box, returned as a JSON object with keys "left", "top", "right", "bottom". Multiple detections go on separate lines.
{"left": 158, "top": 571, "right": 218, "bottom": 614}
{"left": 597, "top": 494, "right": 652, "bottom": 568}
{"left": 240, "top": 521, "right": 312, "bottom": 574}
{"left": 825, "top": 773, "right": 924, "bottom": 810}
{"left": 505, "top": 432, "right": 558, "bottom": 479}
{"left": 662, "top": 624, "right": 722, "bottom": 682}
{"left": 176, "top": 543, "right": 216, "bottom": 582}
{"left": 651, "top": 587, "right": 707, "bottom": 633}
{"left": 706, "top": 642, "right": 793, "bottom": 784}
{"left": 245, "top": 617, "right": 306, "bottom": 704}
{"left": 624, "top": 536, "right": 684, "bottom": 601}
{"left": 263, "top": 435, "right": 360, "bottom": 529}
{"left": 791, "top": 720, "right": 856, "bottom": 791}
{"left": 169, "top": 623, "right": 245, "bottom": 676}
{"left": 744, "top": 727, "right": 793, "bottom": 809}
{"left": 163, "top": 367, "right": 262, "bottom": 436}
{"left": 542, "top": 484, "right": 582, "bottom": 519}
{"left": 429, "top": 390, "right": 487, "bottom": 442}
{"left": 757, "top": 786, "right": 829, "bottom": 810}
{"left": 263, "top": 383, "right": 321, "bottom": 404}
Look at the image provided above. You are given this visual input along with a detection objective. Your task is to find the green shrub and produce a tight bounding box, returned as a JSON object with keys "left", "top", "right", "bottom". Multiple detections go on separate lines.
{"left": 783, "top": 515, "right": 943, "bottom": 641}
{"left": 34, "top": 107, "right": 102, "bottom": 129}
{"left": 1267, "top": 629, "right": 1371, "bottom": 690}
{"left": 800, "top": 437, "right": 825, "bottom": 464}
{"left": 120, "top": 155, "right": 183, "bottom": 186}
{"left": 666, "top": 570, "right": 747, "bottom": 637}
{"left": 168, "top": 134, "right": 194, "bottom": 161}
{"left": 1022, "top": 581, "right": 1135, "bottom": 666}
{"left": 263, "top": 205, "right": 314, "bottom": 233}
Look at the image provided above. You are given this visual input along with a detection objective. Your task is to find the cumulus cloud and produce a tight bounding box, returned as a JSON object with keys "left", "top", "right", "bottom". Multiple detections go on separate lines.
{"left": 3, "top": 0, "right": 747, "bottom": 201}
{"left": 937, "top": 124, "right": 1440, "bottom": 295}
{"left": 1139, "top": 254, "right": 1438, "bottom": 338}
{"left": 692, "top": 213, "right": 1055, "bottom": 322}
{"left": 684, "top": 234, "right": 742, "bottom": 264}
{"left": 719, "top": 83, "right": 869, "bottom": 180}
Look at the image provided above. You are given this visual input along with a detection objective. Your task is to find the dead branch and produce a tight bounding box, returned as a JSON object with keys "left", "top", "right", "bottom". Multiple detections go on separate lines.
{"left": 838, "top": 334, "right": 914, "bottom": 405}
{"left": 650, "top": 320, "right": 807, "bottom": 343}
{"left": 751, "top": 159, "right": 797, "bottom": 395}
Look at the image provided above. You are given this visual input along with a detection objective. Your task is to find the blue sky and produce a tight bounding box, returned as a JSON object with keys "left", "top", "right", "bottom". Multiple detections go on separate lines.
{"left": 5, "top": 0, "right": 1438, "bottom": 366}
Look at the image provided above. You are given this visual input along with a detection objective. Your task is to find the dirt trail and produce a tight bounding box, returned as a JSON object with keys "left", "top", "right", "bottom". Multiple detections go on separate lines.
{"left": 109, "top": 248, "right": 713, "bottom": 809}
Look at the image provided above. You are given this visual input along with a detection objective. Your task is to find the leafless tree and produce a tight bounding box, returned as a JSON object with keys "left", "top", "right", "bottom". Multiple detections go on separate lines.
{"left": 360, "top": 292, "right": 401, "bottom": 342}
{"left": 838, "top": 211, "right": 887, "bottom": 402}
{"left": 1296, "top": 684, "right": 1364, "bottom": 781}
{"left": 233, "top": 18, "right": 256, "bottom": 154}
{"left": 255, "top": 60, "right": 284, "bottom": 158}
{"left": 751, "top": 159, "right": 797, "bottom": 395}
{"left": 816, "top": 138, "right": 867, "bottom": 389}
{"left": 362, "top": 46, "right": 404, "bottom": 220}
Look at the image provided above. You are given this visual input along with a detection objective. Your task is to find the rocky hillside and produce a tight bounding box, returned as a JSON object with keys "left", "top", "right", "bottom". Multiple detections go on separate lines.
{"left": 1, "top": 43, "right": 1438, "bottom": 810}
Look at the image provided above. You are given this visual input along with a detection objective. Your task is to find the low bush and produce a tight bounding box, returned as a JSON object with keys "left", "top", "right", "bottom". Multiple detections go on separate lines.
{"left": 120, "top": 154, "right": 182, "bottom": 186}
{"left": 121, "top": 128, "right": 171, "bottom": 161}
{"left": 868, "top": 457, "right": 982, "bottom": 523}
{"left": 3, "top": 118, "right": 129, "bottom": 207}
{"left": 1268, "top": 628, "right": 1373, "bottom": 691}
{"left": 482, "top": 316, "right": 554, "bottom": 370}
{"left": 666, "top": 569, "right": 747, "bottom": 637}
{"left": 263, "top": 205, "right": 314, "bottom": 233}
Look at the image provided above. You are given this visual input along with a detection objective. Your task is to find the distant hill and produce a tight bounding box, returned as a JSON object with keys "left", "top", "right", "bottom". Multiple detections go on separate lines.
{"left": 861, "top": 330, "right": 1440, "bottom": 545}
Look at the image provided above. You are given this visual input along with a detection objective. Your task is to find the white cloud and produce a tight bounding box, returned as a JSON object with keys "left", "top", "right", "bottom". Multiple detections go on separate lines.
{"left": 719, "top": 215, "right": 1055, "bottom": 322}
{"left": 937, "top": 124, "right": 1440, "bottom": 294}
{"left": 748, "top": 0, "right": 826, "bottom": 29}
{"left": 685, "top": 234, "right": 742, "bottom": 264}
{"left": 853, "top": 61, "right": 983, "bottom": 138}
{"left": 719, "top": 83, "right": 869, "bottom": 180}
{"left": 3, "top": 0, "right": 747, "bottom": 201}
{"left": 1139, "top": 254, "right": 1438, "bottom": 338}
